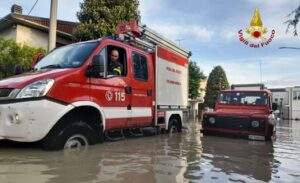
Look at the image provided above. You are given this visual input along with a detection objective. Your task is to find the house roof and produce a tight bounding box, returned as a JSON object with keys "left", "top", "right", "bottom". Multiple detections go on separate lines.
{"left": 0, "top": 13, "right": 77, "bottom": 40}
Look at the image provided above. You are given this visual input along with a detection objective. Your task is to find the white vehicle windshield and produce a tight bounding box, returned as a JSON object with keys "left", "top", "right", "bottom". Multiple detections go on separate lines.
{"left": 35, "top": 41, "right": 99, "bottom": 70}
{"left": 219, "top": 91, "right": 268, "bottom": 105}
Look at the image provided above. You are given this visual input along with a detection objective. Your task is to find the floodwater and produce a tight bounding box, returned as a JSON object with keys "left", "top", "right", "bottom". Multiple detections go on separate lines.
{"left": 0, "top": 120, "right": 300, "bottom": 183}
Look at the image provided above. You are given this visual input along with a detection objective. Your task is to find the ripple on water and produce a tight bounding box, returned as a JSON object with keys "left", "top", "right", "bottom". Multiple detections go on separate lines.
{"left": 0, "top": 120, "right": 299, "bottom": 183}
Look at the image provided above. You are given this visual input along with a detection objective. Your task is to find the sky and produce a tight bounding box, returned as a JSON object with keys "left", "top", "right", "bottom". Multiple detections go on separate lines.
{"left": 0, "top": 0, "right": 300, "bottom": 88}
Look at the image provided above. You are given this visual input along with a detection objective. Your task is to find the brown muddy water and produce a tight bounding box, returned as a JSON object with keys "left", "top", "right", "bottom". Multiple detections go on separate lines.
{"left": 0, "top": 120, "right": 300, "bottom": 183}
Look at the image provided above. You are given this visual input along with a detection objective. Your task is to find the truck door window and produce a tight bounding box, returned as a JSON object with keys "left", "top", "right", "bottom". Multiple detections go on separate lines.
{"left": 107, "top": 46, "right": 127, "bottom": 76}
{"left": 132, "top": 53, "right": 148, "bottom": 81}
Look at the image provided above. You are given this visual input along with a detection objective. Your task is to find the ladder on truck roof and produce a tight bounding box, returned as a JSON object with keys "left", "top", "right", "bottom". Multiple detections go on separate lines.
{"left": 115, "top": 21, "right": 192, "bottom": 58}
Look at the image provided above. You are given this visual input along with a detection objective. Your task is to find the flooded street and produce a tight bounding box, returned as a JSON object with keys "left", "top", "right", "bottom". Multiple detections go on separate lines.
{"left": 0, "top": 120, "right": 300, "bottom": 183}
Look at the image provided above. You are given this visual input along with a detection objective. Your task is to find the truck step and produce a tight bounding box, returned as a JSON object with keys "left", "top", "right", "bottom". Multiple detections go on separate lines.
{"left": 104, "top": 129, "right": 125, "bottom": 142}
{"left": 143, "top": 127, "right": 161, "bottom": 136}
{"left": 124, "top": 128, "right": 144, "bottom": 137}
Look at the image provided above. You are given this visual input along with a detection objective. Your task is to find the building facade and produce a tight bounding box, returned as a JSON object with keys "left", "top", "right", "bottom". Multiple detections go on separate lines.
{"left": 0, "top": 4, "right": 76, "bottom": 49}
{"left": 288, "top": 87, "right": 300, "bottom": 120}
{"left": 271, "top": 87, "right": 300, "bottom": 120}
{"left": 188, "top": 79, "right": 207, "bottom": 119}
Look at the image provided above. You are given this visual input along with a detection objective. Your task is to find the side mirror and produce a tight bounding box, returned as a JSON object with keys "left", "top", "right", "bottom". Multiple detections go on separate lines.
{"left": 31, "top": 53, "right": 45, "bottom": 69}
{"left": 272, "top": 103, "right": 278, "bottom": 111}
{"left": 86, "top": 55, "right": 105, "bottom": 78}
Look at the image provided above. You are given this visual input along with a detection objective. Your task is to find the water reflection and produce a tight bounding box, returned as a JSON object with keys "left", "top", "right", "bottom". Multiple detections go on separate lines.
{"left": 198, "top": 136, "right": 274, "bottom": 182}
{"left": 0, "top": 120, "right": 299, "bottom": 183}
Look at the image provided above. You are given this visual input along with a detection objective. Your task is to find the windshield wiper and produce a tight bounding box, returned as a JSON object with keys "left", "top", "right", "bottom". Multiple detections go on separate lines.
{"left": 40, "top": 64, "right": 62, "bottom": 69}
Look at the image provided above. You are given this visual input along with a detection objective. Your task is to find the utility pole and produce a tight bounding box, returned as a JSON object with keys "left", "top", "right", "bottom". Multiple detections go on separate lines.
{"left": 175, "top": 38, "right": 185, "bottom": 47}
{"left": 48, "top": 0, "right": 58, "bottom": 52}
{"left": 259, "top": 60, "right": 262, "bottom": 84}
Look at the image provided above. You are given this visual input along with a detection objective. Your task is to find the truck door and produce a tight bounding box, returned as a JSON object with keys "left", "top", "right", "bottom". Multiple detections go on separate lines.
{"left": 127, "top": 51, "right": 154, "bottom": 127}
{"left": 88, "top": 43, "right": 132, "bottom": 130}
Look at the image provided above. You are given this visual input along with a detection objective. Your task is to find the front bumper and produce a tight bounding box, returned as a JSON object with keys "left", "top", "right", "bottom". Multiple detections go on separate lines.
{"left": 0, "top": 99, "right": 73, "bottom": 142}
{"left": 202, "top": 115, "right": 274, "bottom": 138}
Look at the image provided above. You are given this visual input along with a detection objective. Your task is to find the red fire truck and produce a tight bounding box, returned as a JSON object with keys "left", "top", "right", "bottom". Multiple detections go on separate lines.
{"left": 202, "top": 84, "right": 277, "bottom": 141}
{"left": 0, "top": 21, "right": 190, "bottom": 150}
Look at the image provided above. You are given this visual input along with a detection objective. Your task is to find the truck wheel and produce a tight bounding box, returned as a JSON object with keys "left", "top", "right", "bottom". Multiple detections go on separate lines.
{"left": 167, "top": 116, "right": 182, "bottom": 134}
{"left": 42, "top": 119, "right": 99, "bottom": 151}
{"left": 265, "top": 125, "right": 275, "bottom": 141}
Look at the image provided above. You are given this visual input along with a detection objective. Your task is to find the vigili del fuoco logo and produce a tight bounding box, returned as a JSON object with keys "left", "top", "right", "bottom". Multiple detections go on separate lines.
{"left": 238, "top": 8, "right": 275, "bottom": 48}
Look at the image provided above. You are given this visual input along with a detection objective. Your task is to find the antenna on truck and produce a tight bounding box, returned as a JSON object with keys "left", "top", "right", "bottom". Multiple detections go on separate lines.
{"left": 115, "top": 20, "right": 192, "bottom": 58}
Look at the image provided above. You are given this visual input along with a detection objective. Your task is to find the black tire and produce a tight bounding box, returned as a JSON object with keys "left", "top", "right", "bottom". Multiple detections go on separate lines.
{"left": 167, "top": 116, "right": 182, "bottom": 134}
{"left": 265, "top": 125, "right": 275, "bottom": 141}
{"left": 42, "top": 117, "right": 100, "bottom": 151}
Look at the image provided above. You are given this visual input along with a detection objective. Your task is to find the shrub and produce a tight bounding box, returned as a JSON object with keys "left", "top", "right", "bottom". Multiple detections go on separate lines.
{"left": 0, "top": 37, "right": 45, "bottom": 79}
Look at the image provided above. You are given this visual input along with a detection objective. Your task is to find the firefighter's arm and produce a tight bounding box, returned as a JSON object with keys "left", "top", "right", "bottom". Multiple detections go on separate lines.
{"left": 113, "top": 66, "right": 122, "bottom": 75}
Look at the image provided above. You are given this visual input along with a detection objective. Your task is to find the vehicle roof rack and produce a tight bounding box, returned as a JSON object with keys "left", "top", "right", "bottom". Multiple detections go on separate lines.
{"left": 115, "top": 20, "right": 192, "bottom": 58}
{"left": 231, "top": 84, "right": 265, "bottom": 90}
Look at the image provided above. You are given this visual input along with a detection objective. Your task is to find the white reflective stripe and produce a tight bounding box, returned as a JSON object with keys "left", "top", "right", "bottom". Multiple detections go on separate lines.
{"left": 103, "top": 107, "right": 152, "bottom": 119}
{"left": 131, "top": 107, "right": 152, "bottom": 118}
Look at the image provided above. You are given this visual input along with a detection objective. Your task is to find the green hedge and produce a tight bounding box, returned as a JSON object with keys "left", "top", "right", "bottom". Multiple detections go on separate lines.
{"left": 0, "top": 37, "right": 45, "bottom": 79}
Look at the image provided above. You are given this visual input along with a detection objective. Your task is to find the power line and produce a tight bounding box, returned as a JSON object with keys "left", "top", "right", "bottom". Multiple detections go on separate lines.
{"left": 279, "top": 47, "right": 300, "bottom": 50}
{"left": 28, "top": 0, "right": 39, "bottom": 15}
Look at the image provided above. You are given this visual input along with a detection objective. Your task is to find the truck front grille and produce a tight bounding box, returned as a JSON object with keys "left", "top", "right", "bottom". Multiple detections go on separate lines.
{"left": 204, "top": 116, "right": 265, "bottom": 132}
{"left": 213, "top": 116, "right": 250, "bottom": 130}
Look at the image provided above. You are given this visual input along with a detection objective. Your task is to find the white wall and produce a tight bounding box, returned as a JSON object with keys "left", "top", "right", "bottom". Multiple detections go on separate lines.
{"left": 15, "top": 25, "right": 71, "bottom": 49}
{"left": 291, "top": 88, "right": 300, "bottom": 120}
{"left": 16, "top": 25, "right": 48, "bottom": 48}
{"left": 272, "top": 91, "right": 288, "bottom": 105}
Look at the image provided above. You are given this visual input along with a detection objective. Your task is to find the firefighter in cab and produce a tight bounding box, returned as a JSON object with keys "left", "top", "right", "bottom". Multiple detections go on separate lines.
{"left": 108, "top": 49, "right": 123, "bottom": 75}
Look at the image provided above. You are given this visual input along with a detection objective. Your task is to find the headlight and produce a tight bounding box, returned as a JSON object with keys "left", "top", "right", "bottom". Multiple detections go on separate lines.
{"left": 209, "top": 117, "right": 216, "bottom": 124}
{"left": 251, "top": 120, "right": 260, "bottom": 128}
{"left": 16, "top": 79, "right": 54, "bottom": 99}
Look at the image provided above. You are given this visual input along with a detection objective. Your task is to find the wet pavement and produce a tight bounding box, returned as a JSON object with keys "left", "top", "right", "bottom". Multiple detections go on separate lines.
{"left": 0, "top": 120, "right": 300, "bottom": 183}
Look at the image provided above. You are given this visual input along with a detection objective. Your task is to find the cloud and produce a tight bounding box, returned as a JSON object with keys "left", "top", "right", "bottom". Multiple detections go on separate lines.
{"left": 212, "top": 1, "right": 299, "bottom": 43}
{"left": 58, "top": 0, "right": 82, "bottom": 21}
{"left": 140, "top": 0, "right": 214, "bottom": 43}
{"left": 1, "top": 0, "right": 298, "bottom": 88}
{"left": 139, "top": 0, "right": 165, "bottom": 17}
{"left": 198, "top": 56, "right": 300, "bottom": 88}
{"left": 246, "top": 0, "right": 294, "bottom": 10}
{"left": 265, "top": 74, "right": 300, "bottom": 87}
{"left": 148, "top": 23, "right": 214, "bottom": 43}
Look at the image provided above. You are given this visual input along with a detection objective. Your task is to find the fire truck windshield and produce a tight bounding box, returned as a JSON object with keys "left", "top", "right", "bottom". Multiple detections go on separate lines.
{"left": 35, "top": 41, "right": 99, "bottom": 70}
{"left": 219, "top": 91, "right": 268, "bottom": 105}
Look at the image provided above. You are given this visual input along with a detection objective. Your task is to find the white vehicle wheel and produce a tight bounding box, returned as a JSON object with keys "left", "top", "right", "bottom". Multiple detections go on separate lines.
{"left": 64, "top": 134, "right": 89, "bottom": 149}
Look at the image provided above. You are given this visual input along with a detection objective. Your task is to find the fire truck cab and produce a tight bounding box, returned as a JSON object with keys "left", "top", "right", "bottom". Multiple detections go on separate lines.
{"left": 202, "top": 84, "right": 277, "bottom": 141}
{"left": 0, "top": 21, "right": 190, "bottom": 150}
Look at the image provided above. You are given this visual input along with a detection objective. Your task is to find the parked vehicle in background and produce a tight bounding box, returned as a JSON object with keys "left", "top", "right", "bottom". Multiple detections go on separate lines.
{"left": 202, "top": 84, "right": 277, "bottom": 141}
{"left": 0, "top": 21, "right": 191, "bottom": 150}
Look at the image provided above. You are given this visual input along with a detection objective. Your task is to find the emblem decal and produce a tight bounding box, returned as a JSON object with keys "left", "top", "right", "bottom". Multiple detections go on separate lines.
{"left": 238, "top": 8, "right": 275, "bottom": 48}
{"left": 105, "top": 91, "right": 113, "bottom": 101}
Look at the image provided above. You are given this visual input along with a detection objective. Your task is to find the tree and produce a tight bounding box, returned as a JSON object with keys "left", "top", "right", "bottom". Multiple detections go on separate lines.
{"left": 0, "top": 37, "right": 45, "bottom": 79}
{"left": 285, "top": 5, "right": 300, "bottom": 36}
{"left": 189, "top": 61, "right": 206, "bottom": 100}
{"left": 204, "top": 66, "right": 229, "bottom": 108}
{"left": 75, "top": 0, "right": 140, "bottom": 41}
